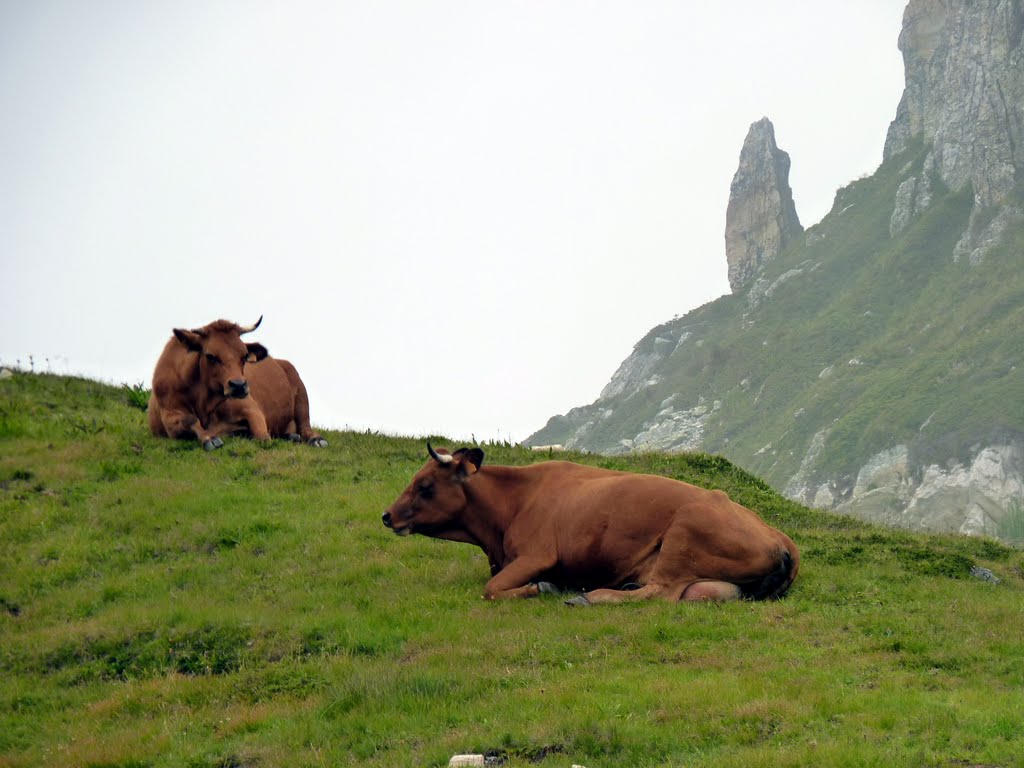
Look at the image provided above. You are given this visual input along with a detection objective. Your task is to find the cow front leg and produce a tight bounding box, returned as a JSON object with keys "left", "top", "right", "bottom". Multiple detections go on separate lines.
{"left": 215, "top": 401, "right": 271, "bottom": 442}
{"left": 244, "top": 409, "right": 271, "bottom": 441}
{"left": 199, "top": 416, "right": 253, "bottom": 450}
{"left": 159, "top": 409, "right": 226, "bottom": 450}
{"left": 483, "top": 557, "right": 554, "bottom": 600}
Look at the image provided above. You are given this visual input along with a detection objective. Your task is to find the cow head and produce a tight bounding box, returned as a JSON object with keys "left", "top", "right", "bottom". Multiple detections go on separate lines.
{"left": 382, "top": 443, "right": 484, "bottom": 536}
{"left": 173, "top": 316, "right": 268, "bottom": 399}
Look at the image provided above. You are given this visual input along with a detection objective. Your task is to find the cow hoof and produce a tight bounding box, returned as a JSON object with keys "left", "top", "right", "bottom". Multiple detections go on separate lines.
{"left": 309, "top": 437, "right": 328, "bottom": 448}
{"left": 286, "top": 433, "right": 302, "bottom": 443}
{"left": 564, "top": 595, "right": 591, "bottom": 607}
{"left": 203, "top": 437, "right": 224, "bottom": 451}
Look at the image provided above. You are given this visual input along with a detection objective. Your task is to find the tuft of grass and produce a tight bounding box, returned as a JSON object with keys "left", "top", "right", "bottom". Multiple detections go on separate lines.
{"left": 122, "top": 382, "right": 151, "bottom": 412}
{"left": 0, "top": 373, "right": 1022, "bottom": 767}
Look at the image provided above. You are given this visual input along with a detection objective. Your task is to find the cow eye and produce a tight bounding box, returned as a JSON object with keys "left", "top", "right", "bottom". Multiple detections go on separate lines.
{"left": 205, "top": 353, "right": 220, "bottom": 365}
{"left": 418, "top": 482, "right": 434, "bottom": 500}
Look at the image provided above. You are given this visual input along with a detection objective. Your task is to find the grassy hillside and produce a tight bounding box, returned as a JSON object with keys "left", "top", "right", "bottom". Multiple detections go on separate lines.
{"left": 528, "top": 142, "right": 1024, "bottom": 499}
{"left": 2, "top": 372, "right": 1023, "bottom": 767}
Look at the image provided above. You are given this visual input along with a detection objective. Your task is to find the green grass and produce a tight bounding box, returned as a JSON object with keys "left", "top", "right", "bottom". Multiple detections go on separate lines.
{"left": 2, "top": 372, "right": 1023, "bottom": 767}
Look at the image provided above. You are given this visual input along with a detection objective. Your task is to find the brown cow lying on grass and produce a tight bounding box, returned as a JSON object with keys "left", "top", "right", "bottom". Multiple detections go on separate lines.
{"left": 148, "top": 316, "right": 327, "bottom": 450}
{"left": 383, "top": 444, "right": 799, "bottom": 605}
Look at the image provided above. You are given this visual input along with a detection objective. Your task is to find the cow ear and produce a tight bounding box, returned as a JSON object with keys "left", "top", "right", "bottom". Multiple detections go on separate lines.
{"left": 454, "top": 447, "right": 484, "bottom": 477}
{"left": 245, "top": 342, "right": 269, "bottom": 362}
{"left": 173, "top": 328, "right": 203, "bottom": 352}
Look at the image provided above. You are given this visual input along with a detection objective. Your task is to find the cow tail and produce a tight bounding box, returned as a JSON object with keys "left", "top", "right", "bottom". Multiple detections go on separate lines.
{"left": 741, "top": 548, "right": 798, "bottom": 601}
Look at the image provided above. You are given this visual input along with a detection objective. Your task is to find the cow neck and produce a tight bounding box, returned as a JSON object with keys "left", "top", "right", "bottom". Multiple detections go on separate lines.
{"left": 460, "top": 465, "right": 525, "bottom": 568}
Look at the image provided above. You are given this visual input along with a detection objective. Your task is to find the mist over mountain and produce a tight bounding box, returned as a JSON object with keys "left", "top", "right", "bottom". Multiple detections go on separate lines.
{"left": 527, "top": 0, "right": 1024, "bottom": 538}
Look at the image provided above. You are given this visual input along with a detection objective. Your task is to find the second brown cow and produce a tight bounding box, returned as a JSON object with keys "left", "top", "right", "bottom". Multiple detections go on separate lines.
{"left": 383, "top": 444, "right": 798, "bottom": 605}
{"left": 148, "top": 316, "right": 327, "bottom": 450}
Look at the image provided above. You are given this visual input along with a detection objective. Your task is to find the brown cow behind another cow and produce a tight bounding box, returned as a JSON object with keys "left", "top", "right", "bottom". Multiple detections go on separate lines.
{"left": 148, "top": 317, "right": 327, "bottom": 450}
{"left": 383, "top": 444, "right": 798, "bottom": 605}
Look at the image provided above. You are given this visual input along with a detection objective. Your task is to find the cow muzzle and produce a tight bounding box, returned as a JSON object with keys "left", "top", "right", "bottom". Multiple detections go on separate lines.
{"left": 381, "top": 511, "right": 410, "bottom": 536}
{"left": 226, "top": 379, "right": 250, "bottom": 398}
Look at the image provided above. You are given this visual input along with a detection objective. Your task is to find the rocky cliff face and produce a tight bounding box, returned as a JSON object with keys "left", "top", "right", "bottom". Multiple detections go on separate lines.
{"left": 885, "top": 0, "right": 1024, "bottom": 257}
{"left": 724, "top": 118, "right": 804, "bottom": 292}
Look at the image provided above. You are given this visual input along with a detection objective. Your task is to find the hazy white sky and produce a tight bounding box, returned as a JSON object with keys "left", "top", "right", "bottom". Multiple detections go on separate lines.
{"left": 1, "top": 1, "right": 907, "bottom": 443}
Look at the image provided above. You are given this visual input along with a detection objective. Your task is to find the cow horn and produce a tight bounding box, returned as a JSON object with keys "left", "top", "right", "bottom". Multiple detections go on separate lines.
{"left": 427, "top": 441, "right": 453, "bottom": 464}
{"left": 239, "top": 315, "right": 263, "bottom": 335}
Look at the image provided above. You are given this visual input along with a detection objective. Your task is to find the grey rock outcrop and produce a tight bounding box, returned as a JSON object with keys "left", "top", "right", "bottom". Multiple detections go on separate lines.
{"left": 785, "top": 440, "right": 1024, "bottom": 538}
{"left": 631, "top": 396, "right": 718, "bottom": 453}
{"left": 952, "top": 204, "right": 1024, "bottom": 264}
{"left": 885, "top": 0, "right": 1024, "bottom": 235}
{"left": 890, "top": 169, "right": 935, "bottom": 235}
{"left": 823, "top": 444, "right": 1024, "bottom": 536}
{"left": 725, "top": 118, "right": 804, "bottom": 293}
{"left": 746, "top": 264, "right": 815, "bottom": 309}
{"left": 599, "top": 339, "right": 671, "bottom": 401}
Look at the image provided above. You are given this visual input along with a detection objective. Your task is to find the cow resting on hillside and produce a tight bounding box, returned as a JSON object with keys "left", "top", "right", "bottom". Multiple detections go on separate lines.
{"left": 148, "top": 316, "right": 327, "bottom": 450}
{"left": 383, "top": 444, "right": 799, "bottom": 605}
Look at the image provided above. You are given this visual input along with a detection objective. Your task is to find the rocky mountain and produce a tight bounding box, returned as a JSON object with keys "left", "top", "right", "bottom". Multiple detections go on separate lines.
{"left": 526, "top": 0, "right": 1024, "bottom": 540}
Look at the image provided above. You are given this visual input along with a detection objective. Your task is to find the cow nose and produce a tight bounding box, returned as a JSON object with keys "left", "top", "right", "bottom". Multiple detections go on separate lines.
{"left": 381, "top": 511, "right": 392, "bottom": 528}
{"left": 228, "top": 379, "right": 249, "bottom": 398}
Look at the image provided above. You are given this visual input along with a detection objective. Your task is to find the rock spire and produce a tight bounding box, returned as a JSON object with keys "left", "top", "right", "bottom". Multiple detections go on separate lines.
{"left": 724, "top": 118, "right": 803, "bottom": 293}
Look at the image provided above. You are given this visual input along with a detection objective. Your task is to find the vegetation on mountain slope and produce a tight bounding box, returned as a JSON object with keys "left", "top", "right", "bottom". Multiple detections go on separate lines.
{"left": 528, "top": 143, "right": 1024, "bottom": 499}
{"left": 1, "top": 372, "right": 1022, "bottom": 767}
